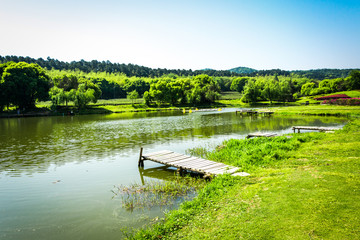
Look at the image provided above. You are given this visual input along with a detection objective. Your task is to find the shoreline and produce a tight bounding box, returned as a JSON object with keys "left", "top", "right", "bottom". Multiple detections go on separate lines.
{"left": 2, "top": 104, "right": 360, "bottom": 118}
{"left": 130, "top": 112, "right": 360, "bottom": 239}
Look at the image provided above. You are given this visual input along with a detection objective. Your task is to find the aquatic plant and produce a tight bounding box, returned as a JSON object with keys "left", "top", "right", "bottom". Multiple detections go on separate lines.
{"left": 113, "top": 176, "right": 206, "bottom": 211}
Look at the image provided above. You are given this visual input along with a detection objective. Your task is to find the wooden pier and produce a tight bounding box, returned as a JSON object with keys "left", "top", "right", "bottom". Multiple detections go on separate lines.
{"left": 292, "top": 126, "right": 340, "bottom": 133}
{"left": 138, "top": 149, "right": 249, "bottom": 178}
{"left": 236, "top": 110, "right": 274, "bottom": 116}
{"left": 236, "top": 109, "right": 258, "bottom": 115}
{"left": 247, "top": 132, "right": 279, "bottom": 138}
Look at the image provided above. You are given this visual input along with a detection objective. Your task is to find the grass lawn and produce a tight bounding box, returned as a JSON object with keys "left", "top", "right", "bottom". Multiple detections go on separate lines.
{"left": 272, "top": 105, "right": 360, "bottom": 116}
{"left": 131, "top": 117, "right": 360, "bottom": 239}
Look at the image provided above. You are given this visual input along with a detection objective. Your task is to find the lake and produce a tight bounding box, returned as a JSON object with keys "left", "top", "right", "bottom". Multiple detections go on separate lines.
{"left": 0, "top": 108, "right": 347, "bottom": 240}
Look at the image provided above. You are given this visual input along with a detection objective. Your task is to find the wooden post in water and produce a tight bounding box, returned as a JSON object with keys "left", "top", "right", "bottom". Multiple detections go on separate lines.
{"left": 138, "top": 147, "right": 144, "bottom": 167}
{"left": 177, "top": 167, "right": 184, "bottom": 176}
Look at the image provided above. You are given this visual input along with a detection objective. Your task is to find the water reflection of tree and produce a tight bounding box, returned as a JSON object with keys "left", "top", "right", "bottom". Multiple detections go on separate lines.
{"left": 0, "top": 112, "right": 347, "bottom": 176}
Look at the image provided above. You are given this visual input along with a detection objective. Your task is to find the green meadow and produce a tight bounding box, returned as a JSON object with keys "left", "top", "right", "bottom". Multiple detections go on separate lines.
{"left": 129, "top": 108, "right": 360, "bottom": 240}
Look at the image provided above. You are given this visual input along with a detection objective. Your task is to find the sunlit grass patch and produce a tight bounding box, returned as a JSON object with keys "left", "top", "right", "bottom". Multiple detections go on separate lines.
{"left": 188, "top": 134, "right": 323, "bottom": 171}
{"left": 130, "top": 119, "right": 360, "bottom": 239}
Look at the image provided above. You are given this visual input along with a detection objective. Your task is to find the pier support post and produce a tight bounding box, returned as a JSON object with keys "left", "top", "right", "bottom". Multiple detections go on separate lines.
{"left": 138, "top": 147, "right": 144, "bottom": 168}
{"left": 177, "top": 167, "right": 184, "bottom": 176}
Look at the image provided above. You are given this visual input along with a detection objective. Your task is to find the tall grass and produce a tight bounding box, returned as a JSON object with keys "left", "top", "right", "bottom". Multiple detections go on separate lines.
{"left": 188, "top": 134, "right": 321, "bottom": 171}
{"left": 113, "top": 176, "right": 206, "bottom": 211}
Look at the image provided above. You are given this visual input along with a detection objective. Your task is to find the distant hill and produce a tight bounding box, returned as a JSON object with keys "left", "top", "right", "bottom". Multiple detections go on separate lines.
{"left": 228, "top": 67, "right": 257, "bottom": 74}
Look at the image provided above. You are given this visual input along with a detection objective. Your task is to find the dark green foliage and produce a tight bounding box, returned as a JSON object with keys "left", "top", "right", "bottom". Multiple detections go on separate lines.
{"left": 214, "top": 77, "right": 233, "bottom": 91}
{"left": 1, "top": 55, "right": 359, "bottom": 80}
{"left": 0, "top": 62, "right": 50, "bottom": 109}
{"left": 262, "top": 78, "right": 279, "bottom": 103}
{"left": 124, "top": 78, "right": 150, "bottom": 96}
{"left": 278, "top": 79, "right": 293, "bottom": 102}
{"left": 0, "top": 55, "right": 241, "bottom": 78}
{"left": 346, "top": 70, "right": 360, "bottom": 90}
{"left": 241, "top": 79, "right": 260, "bottom": 103}
{"left": 144, "top": 75, "right": 220, "bottom": 105}
{"left": 230, "top": 77, "right": 248, "bottom": 93}
{"left": 190, "top": 74, "right": 221, "bottom": 104}
{"left": 53, "top": 74, "right": 79, "bottom": 91}
{"left": 291, "top": 68, "right": 357, "bottom": 80}
{"left": 96, "top": 78, "right": 126, "bottom": 99}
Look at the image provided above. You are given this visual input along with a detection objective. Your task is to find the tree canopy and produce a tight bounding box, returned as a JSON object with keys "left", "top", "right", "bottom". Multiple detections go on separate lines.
{"left": 0, "top": 62, "right": 50, "bottom": 109}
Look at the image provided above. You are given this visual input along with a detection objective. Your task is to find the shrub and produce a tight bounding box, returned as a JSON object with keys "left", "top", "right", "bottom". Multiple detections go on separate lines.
{"left": 323, "top": 97, "right": 360, "bottom": 105}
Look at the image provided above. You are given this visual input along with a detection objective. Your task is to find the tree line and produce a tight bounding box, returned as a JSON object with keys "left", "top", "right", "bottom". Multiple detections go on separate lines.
{"left": 0, "top": 55, "right": 241, "bottom": 78}
{"left": 1, "top": 60, "right": 359, "bottom": 111}
{"left": 1, "top": 55, "right": 358, "bottom": 79}
{"left": 236, "top": 71, "right": 360, "bottom": 104}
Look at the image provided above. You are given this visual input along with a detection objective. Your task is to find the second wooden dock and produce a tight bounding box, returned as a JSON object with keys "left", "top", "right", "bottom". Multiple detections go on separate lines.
{"left": 292, "top": 126, "right": 340, "bottom": 133}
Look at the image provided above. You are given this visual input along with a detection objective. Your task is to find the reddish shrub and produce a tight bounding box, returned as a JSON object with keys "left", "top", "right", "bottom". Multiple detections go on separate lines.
{"left": 315, "top": 94, "right": 350, "bottom": 100}
{"left": 323, "top": 98, "right": 360, "bottom": 105}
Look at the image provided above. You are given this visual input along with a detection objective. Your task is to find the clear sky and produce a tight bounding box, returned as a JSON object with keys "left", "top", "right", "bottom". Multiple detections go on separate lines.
{"left": 1, "top": 0, "right": 359, "bottom": 70}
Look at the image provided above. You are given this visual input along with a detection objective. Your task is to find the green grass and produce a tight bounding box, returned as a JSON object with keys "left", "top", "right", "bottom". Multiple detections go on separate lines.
{"left": 296, "top": 90, "right": 360, "bottom": 105}
{"left": 317, "top": 90, "right": 360, "bottom": 98}
{"left": 220, "top": 91, "right": 242, "bottom": 100}
{"left": 130, "top": 119, "right": 360, "bottom": 239}
{"left": 7, "top": 90, "right": 360, "bottom": 116}
{"left": 272, "top": 105, "right": 360, "bottom": 116}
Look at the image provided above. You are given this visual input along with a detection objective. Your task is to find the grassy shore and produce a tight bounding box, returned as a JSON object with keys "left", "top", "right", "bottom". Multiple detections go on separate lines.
{"left": 129, "top": 110, "right": 360, "bottom": 239}
{"left": 271, "top": 105, "right": 360, "bottom": 116}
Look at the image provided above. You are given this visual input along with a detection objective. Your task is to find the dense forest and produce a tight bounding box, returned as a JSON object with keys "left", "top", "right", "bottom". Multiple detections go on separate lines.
{"left": 0, "top": 55, "right": 357, "bottom": 79}
{"left": 0, "top": 55, "right": 241, "bottom": 78}
{"left": 0, "top": 55, "right": 359, "bottom": 111}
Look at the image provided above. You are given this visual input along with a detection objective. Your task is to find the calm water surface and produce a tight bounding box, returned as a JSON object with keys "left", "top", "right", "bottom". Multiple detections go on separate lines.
{"left": 0, "top": 108, "right": 347, "bottom": 239}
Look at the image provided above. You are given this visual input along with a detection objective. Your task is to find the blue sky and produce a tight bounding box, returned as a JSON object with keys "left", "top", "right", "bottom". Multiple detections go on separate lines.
{"left": 1, "top": 0, "right": 359, "bottom": 70}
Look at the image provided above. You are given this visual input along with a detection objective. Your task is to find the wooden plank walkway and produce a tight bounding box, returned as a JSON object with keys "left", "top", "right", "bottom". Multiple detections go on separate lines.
{"left": 236, "top": 109, "right": 258, "bottom": 115}
{"left": 236, "top": 110, "right": 274, "bottom": 116}
{"left": 247, "top": 132, "right": 279, "bottom": 138}
{"left": 138, "top": 149, "right": 249, "bottom": 178}
{"left": 292, "top": 126, "right": 340, "bottom": 133}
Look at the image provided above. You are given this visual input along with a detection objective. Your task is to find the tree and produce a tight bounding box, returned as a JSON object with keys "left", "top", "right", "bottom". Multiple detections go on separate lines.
{"left": 53, "top": 74, "right": 79, "bottom": 91}
{"left": 262, "top": 80, "right": 279, "bottom": 104}
{"left": 64, "top": 89, "right": 76, "bottom": 106}
{"left": 127, "top": 90, "right": 139, "bottom": 104}
{"left": 241, "top": 79, "right": 260, "bottom": 103}
{"left": 346, "top": 70, "right": 360, "bottom": 90}
{"left": 123, "top": 78, "right": 150, "bottom": 96}
{"left": 188, "top": 74, "right": 220, "bottom": 104}
{"left": 80, "top": 80, "right": 102, "bottom": 101}
{"left": 230, "top": 77, "right": 248, "bottom": 93}
{"left": 301, "top": 82, "right": 316, "bottom": 96}
{"left": 49, "top": 86, "right": 65, "bottom": 108}
{"left": 278, "top": 79, "right": 292, "bottom": 102}
{"left": 73, "top": 83, "right": 101, "bottom": 109}
{"left": 1, "top": 62, "right": 50, "bottom": 109}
